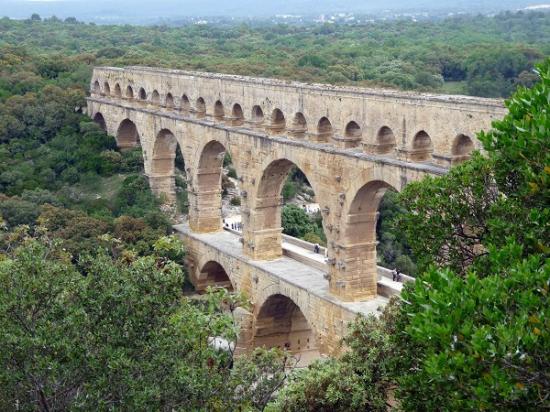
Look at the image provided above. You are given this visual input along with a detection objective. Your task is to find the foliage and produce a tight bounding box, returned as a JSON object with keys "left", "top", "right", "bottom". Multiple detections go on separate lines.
{"left": 272, "top": 59, "right": 550, "bottom": 412}
{"left": 0, "top": 236, "right": 290, "bottom": 411}
{"left": 394, "top": 244, "right": 549, "bottom": 410}
{"left": 392, "top": 60, "right": 550, "bottom": 409}
{"left": 281, "top": 204, "right": 325, "bottom": 245}
{"left": 397, "top": 60, "right": 549, "bottom": 276}
{"left": 376, "top": 191, "right": 416, "bottom": 275}
{"left": 271, "top": 300, "right": 399, "bottom": 411}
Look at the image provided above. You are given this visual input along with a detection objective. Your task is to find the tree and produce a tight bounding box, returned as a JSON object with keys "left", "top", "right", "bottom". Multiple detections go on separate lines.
{"left": 0, "top": 236, "right": 290, "bottom": 411}
{"left": 281, "top": 204, "right": 315, "bottom": 239}
{"left": 392, "top": 59, "right": 550, "bottom": 410}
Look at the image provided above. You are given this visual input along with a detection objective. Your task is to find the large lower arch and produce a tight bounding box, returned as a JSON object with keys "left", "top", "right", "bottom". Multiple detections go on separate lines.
{"left": 189, "top": 140, "right": 229, "bottom": 233}
{"left": 253, "top": 293, "right": 319, "bottom": 364}
{"left": 115, "top": 119, "right": 140, "bottom": 149}
{"left": 246, "top": 158, "right": 325, "bottom": 260}
{"left": 334, "top": 179, "right": 398, "bottom": 301}
{"left": 149, "top": 128, "right": 179, "bottom": 203}
{"left": 193, "top": 260, "right": 233, "bottom": 292}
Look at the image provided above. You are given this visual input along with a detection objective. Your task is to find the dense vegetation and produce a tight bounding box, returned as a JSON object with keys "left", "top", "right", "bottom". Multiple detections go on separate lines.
{"left": 0, "top": 11, "right": 548, "bottom": 411}
{"left": 1, "top": 11, "right": 550, "bottom": 97}
{"left": 273, "top": 60, "right": 549, "bottom": 411}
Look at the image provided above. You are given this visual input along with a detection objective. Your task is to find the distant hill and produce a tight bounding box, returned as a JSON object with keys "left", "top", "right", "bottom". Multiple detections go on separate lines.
{"left": 1, "top": 0, "right": 540, "bottom": 23}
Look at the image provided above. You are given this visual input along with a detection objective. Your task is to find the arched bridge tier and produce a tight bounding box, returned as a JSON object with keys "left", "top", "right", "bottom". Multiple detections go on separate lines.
{"left": 87, "top": 66, "right": 505, "bottom": 305}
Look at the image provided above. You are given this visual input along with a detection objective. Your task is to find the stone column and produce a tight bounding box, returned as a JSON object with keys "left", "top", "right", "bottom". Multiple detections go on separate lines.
{"left": 243, "top": 195, "right": 283, "bottom": 260}
{"left": 329, "top": 211, "right": 379, "bottom": 301}
{"left": 188, "top": 167, "right": 224, "bottom": 233}
{"left": 147, "top": 174, "right": 176, "bottom": 205}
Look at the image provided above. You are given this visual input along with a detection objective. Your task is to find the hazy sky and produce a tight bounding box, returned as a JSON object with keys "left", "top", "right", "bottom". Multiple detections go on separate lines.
{"left": 1, "top": 0, "right": 540, "bottom": 21}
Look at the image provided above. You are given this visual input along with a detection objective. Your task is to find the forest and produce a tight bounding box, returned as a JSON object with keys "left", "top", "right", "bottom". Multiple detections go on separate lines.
{"left": 0, "top": 11, "right": 548, "bottom": 411}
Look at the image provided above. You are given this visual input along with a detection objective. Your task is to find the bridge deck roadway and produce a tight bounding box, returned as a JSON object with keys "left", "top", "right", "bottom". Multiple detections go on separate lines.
{"left": 174, "top": 223, "right": 389, "bottom": 317}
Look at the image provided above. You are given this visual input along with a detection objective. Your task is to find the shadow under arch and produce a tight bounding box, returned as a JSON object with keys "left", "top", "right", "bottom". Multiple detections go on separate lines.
{"left": 375, "top": 126, "right": 397, "bottom": 155}
{"left": 93, "top": 112, "right": 107, "bottom": 132}
{"left": 125, "top": 85, "right": 134, "bottom": 99}
{"left": 115, "top": 118, "right": 140, "bottom": 149}
{"left": 452, "top": 134, "right": 474, "bottom": 165}
{"left": 411, "top": 130, "right": 433, "bottom": 162}
{"left": 195, "top": 260, "right": 234, "bottom": 292}
{"left": 92, "top": 80, "right": 100, "bottom": 93}
{"left": 253, "top": 293, "right": 319, "bottom": 364}
{"left": 249, "top": 157, "right": 325, "bottom": 260}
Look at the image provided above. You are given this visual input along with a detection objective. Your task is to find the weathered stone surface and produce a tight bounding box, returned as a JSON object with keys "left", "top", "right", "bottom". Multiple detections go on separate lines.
{"left": 88, "top": 66, "right": 504, "bottom": 356}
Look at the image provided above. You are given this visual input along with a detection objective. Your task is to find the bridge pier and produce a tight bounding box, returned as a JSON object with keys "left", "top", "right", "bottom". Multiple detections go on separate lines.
{"left": 188, "top": 189, "right": 223, "bottom": 233}
{"left": 330, "top": 242, "right": 378, "bottom": 301}
{"left": 147, "top": 174, "right": 176, "bottom": 204}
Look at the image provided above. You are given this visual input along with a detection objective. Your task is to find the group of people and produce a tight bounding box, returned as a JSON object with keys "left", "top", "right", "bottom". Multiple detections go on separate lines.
{"left": 391, "top": 268, "right": 403, "bottom": 282}
{"left": 224, "top": 220, "right": 243, "bottom": 231}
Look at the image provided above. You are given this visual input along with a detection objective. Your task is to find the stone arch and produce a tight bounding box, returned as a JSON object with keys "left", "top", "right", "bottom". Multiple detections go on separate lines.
{"left": 151, "top": 128, "right": 178, "bottom": 175}
{"left": 249, "top": 158, "right": 325, "bottom": 260}
{"left": 196, "top": 260, "right": 233, "bottom": 291}
{"left": 341, "top": 120, "right": 362, "bottom": 148}
{"left": 92, "top": 80, "right": 100, "bottom": 93}
{"left": 214, "top": 100, "right": 225, "bottom": 121}
{"left": 151, "top": 90, "right": 160, "bottom": 105}
{"left": 93, "top": 112, "right": 107, "bottom": 131}
{"left": 375, "top": 126, "right": 397, "bottom": 154}
{"left": 189, "top": 140, "right": 230, "bottom": 233}
{"left": 317, "top": 117, "right": 333, "bottom": 141}
{"left": 344, "top": 180, "right": 397, "bottom": 247}
{"left": 451, "top": 134, "right": 474, "bottom": 165}
{"left": 196, "top": 97, "right": 206, "bottom": 118}
{"left": 290, "top": 112, "right": 307, "bottom": 138}
{"left": 114, "top": 83, "right": 122, "bottom": 98}
{"left": 411, "top": 130, "right": 433, "bottom": 162}
{"left": 335, "top": 179, "right": 398, "bottom": 300}
{"left": 267, "top": 108, "right": 286, "bottom": 135}
{"left": 138, "top": 87, "right": 147, "bottom": 101}
{"left": 345, "top": 121, "right": 362, "bottom": 139}
{"left": 125, "top": 85, "right": 134, "bottom": 99}
{"left": 165, "top": 93, "right": 174, "bottom": 108}
{"left": 103, "top": 81, "right": 111, "bottom": 96}
{"left": 150, "top": 128, "right": 179, "bottom": 202}
{"left": 181, "top": 94, "right": 191, "bottom": 112}
{"left": 231, "top": 103, "right": 244, "bottom": 126}
{"left": 253, "top": 293, "right": 319, "bottom": 362}
{"left": 250, "top": 105, "right": 264, "bottom": 128}
{"left": 115, "top": 118, "right": 140, "bottom": 149}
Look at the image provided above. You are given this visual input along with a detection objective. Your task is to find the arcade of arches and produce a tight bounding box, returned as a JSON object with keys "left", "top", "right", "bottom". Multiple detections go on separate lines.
{"left": 87, "top": 66, "right": 504, "bottom": 356}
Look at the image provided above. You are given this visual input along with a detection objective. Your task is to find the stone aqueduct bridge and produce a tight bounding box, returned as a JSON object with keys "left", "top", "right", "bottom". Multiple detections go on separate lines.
{"left": 87, "top": 66, "right": 505, "bottom": 356}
